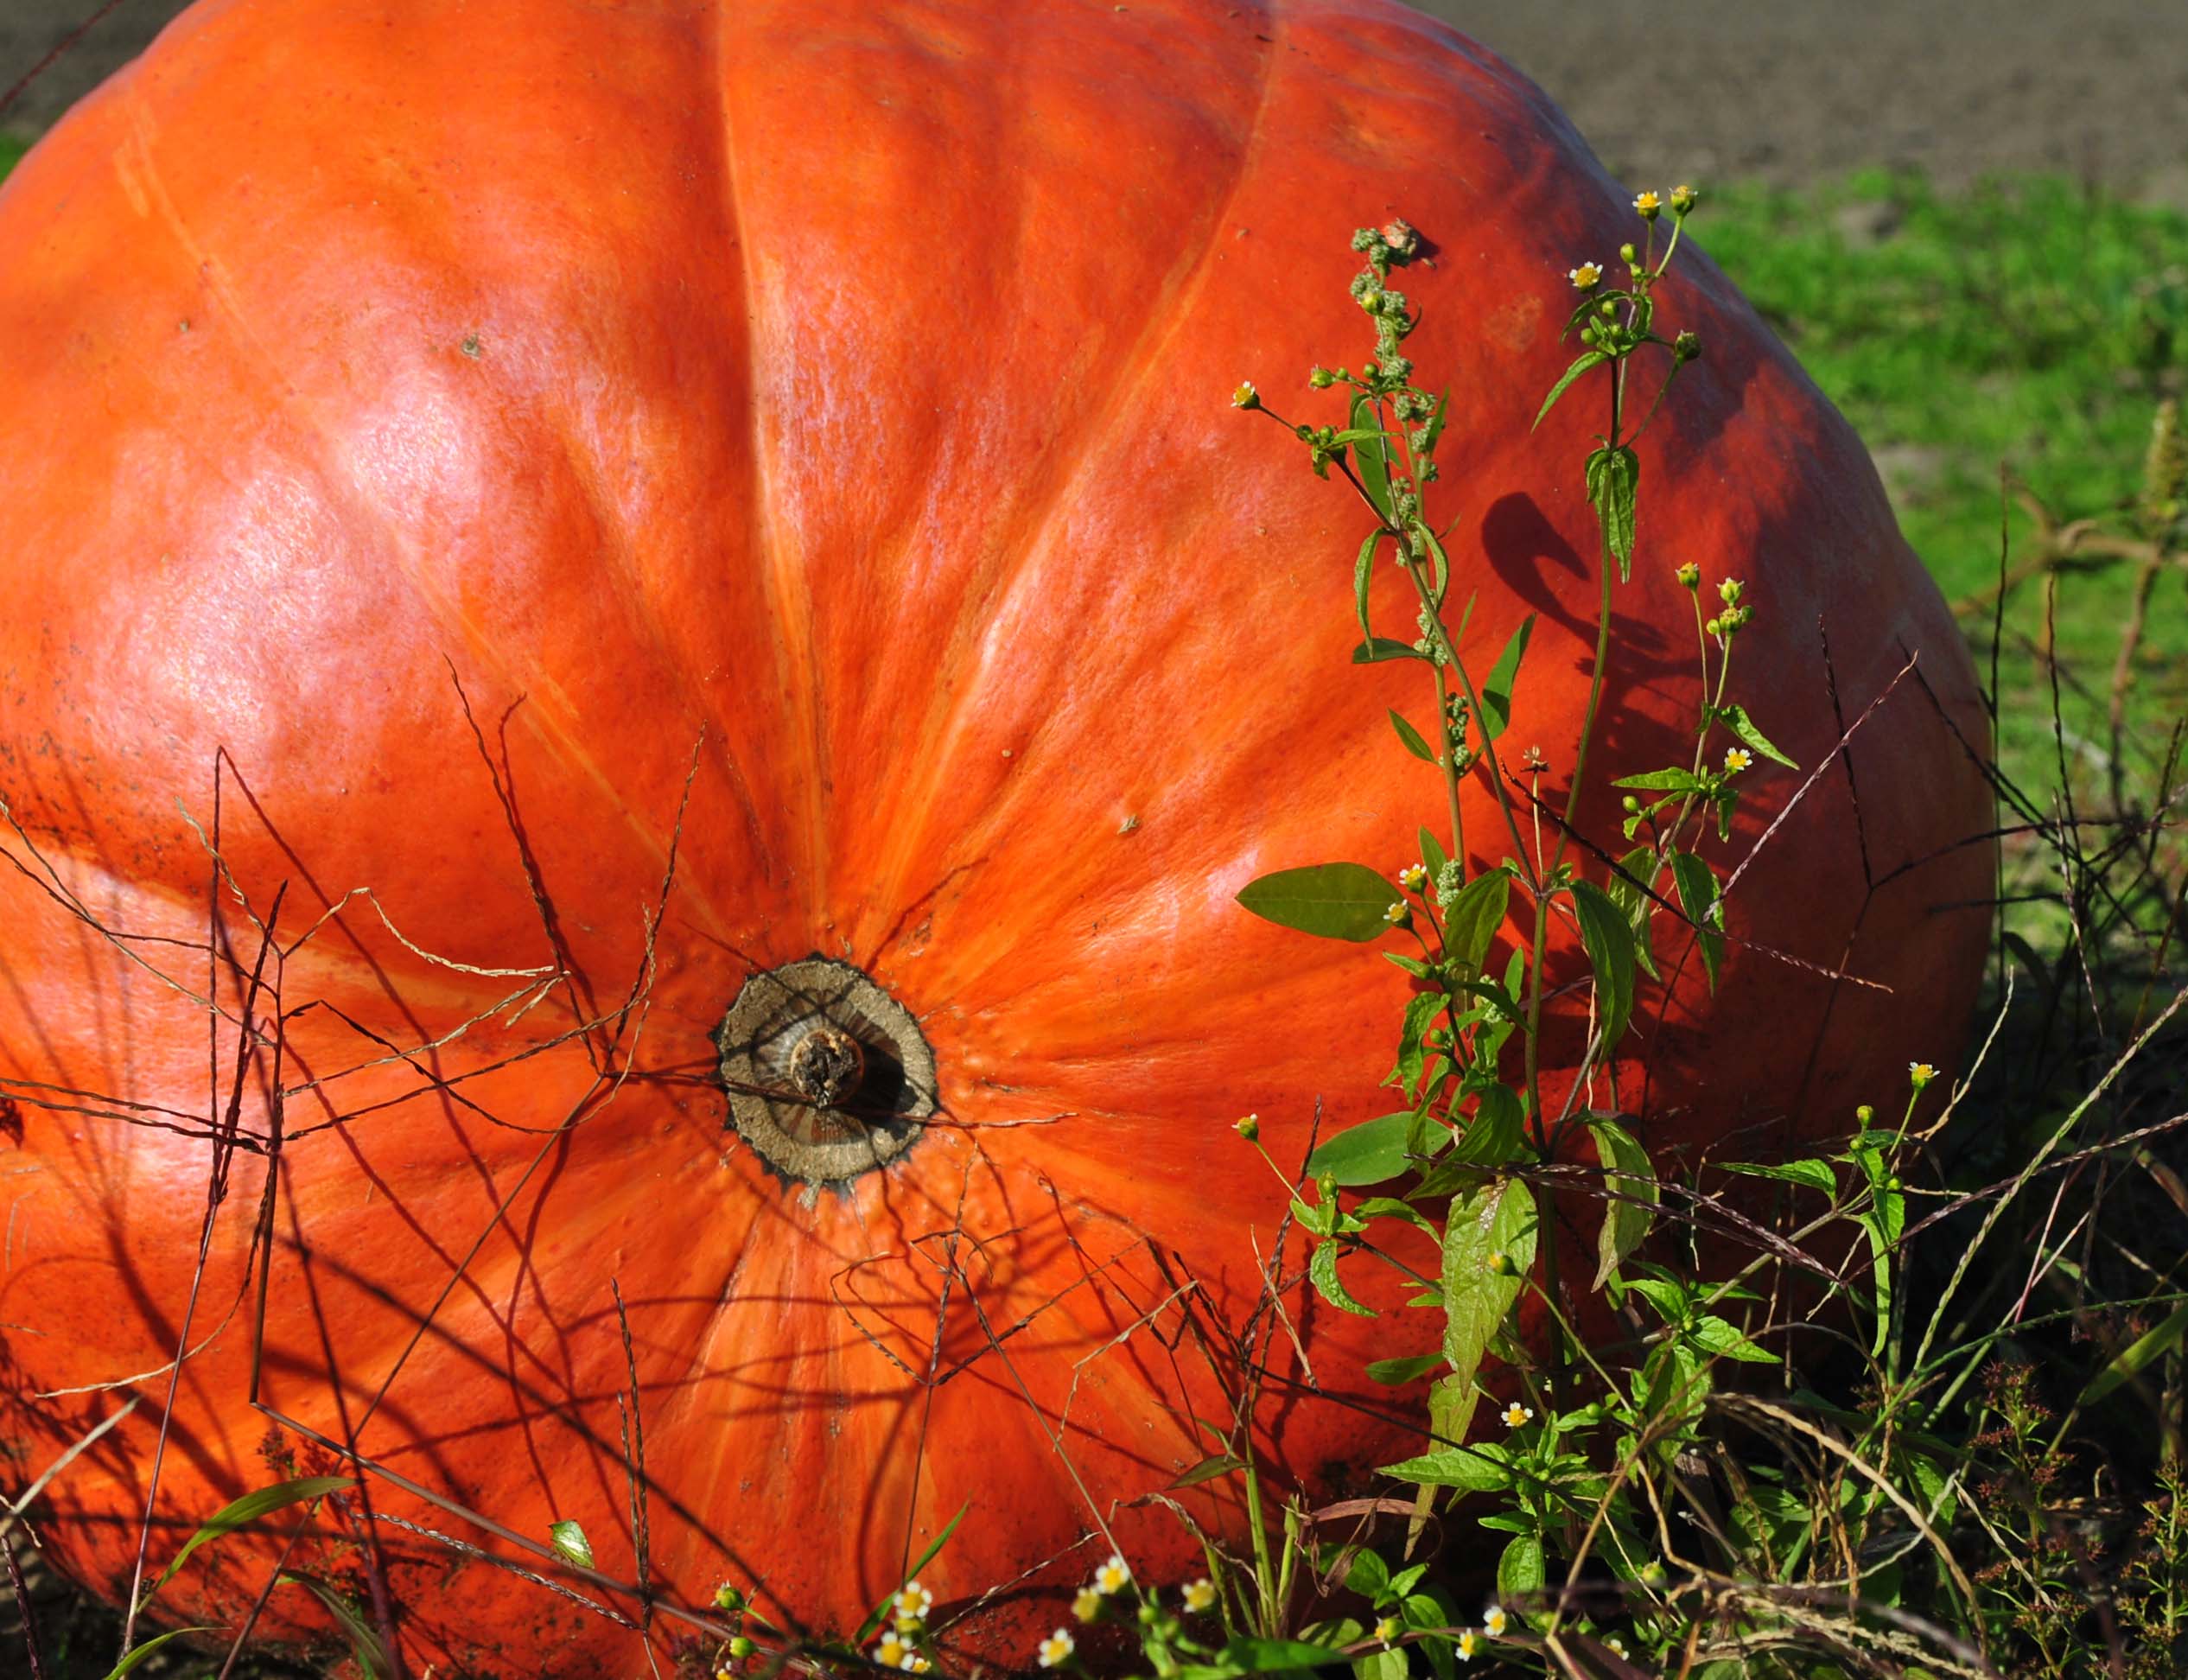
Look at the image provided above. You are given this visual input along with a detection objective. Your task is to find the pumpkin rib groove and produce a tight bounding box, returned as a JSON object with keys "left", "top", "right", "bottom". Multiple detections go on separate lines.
{"left": 851, "top": 6, "right": 1287, "bottom": 933}
{"left": 706, "top": 2, "right": 824, "bottom": 933}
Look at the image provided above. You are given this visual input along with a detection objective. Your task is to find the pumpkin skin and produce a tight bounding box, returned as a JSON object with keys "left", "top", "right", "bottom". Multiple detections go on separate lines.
{"left": 0, "top": 0, "right": 1993, "bottom": 1673}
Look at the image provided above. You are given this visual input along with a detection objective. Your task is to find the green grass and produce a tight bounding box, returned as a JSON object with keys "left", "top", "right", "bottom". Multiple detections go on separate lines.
{"left": 1698, "top": 169, "right": 2188, "bottom": 782}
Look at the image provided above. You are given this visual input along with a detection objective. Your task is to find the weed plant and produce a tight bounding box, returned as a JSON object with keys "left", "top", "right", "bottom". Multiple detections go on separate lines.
{"left": 0, "top": 155, "right": 2184, "bottom": 1680}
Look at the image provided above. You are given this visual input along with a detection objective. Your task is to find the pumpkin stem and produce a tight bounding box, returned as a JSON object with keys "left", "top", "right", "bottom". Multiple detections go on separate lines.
{"left": 714, "top": 958, "right": 936, "bottom": 1187}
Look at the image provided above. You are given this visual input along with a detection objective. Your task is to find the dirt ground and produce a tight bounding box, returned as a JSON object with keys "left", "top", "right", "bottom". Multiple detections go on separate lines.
{"left": 6, "top": 0, "right": 2188, "bottom": 196}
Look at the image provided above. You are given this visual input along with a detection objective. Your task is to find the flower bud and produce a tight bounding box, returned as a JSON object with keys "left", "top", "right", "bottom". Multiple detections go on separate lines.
{"left": 1675, "top": 561, "right": 1701, "bottom": 589}
{"left": 1619, "top": 241, "right": 1638, "bottom": 265}
{"left": 1621, "top": 794, "right": 1641, "bottom": 813}
{"left": 1231, "top": 381, "right": 1261, "bottom": 411}
{"left": 1235, "top": 1113, "right": 1260, "bottom": 1142}
{"left": 714, "top": 1586, "right": 746, "bottom": 1613}
{"left": 1674, "top": 329, "right": 1702, "bottom": 363}
{"left": 1855, "top": 1104, "right": 1875, "bottom": 1125}
{"left": 1308, "top": 366, "right": 1336, "bottom": 389}
{"left": 1317, "top": 1171, "right": 1339, "bottom": 1206}
{"left": 1670, "top": 182, "right": 1700, "bottom": 215}
{"left": 1718, "top": 576, "right": 1744, "bottom": 605}
{"left": 728, "top": 1636, "right": 756, "bottom": 1660}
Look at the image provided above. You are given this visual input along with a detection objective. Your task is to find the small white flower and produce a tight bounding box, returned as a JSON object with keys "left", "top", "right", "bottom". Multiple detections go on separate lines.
{"left": 1501, "top": 1401, "right": 1534, "bottom": 1429}
{"left": 1092, "top": 1552, "right": 1132, "bottom": 1595}
{"left": 1909, "top": 1060, "right": 1937, "bottom": 1086}
{"left": 1456, "top": 1628, "right": 1483, "bottom": 1662}
{"left": 1399, "top": 862, "right": 1428, "bottom": 891}
{"left": 1038, "top": 1627, "right": 1076, "bottom": 1669}
{"left": 894, "top": 1581, "right": 933, "bottom": 1624}
{"left": 1182, "top": 1577, "right": 1217, "bottom": 1613}
{"left": 1722, "top": 747, "right": 1752, "bottom": 774}
{"left": 875, "top": 1633, "right": 916, "bottom": 1670}
{"left": 1633, "top": 190, "right": 1663, "bottom": 218}
{"left": 1072, "top": 1587, "right": 1104, "bottom": 1623}
{"left": 1483, "top": 1604, "right": 1509, "bottom": 1638}
{"left": 1606, "top": 1634, "right": 1629, "bottom": 1658}
{"left": 1568, "top": 260, "right": 1604, "bottom": 290}
{"left": 1383, "top": 900, "right": 1409, "bottom": 926}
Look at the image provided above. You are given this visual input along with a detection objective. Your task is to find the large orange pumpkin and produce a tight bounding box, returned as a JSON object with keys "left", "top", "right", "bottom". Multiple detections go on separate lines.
{"left": 0, "top": 0, "right": 1991, "bottom": 1672}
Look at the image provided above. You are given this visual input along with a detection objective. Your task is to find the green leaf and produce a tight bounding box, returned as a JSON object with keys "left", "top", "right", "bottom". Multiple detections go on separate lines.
{"left": 1441, "top": 1178, "right": 1536, "bottom": 1424}
{"left": 1440, "top": 867, "right": 1510, "bottom": 977}
{"left": 1307, "top": 1112, "right": 1417, "bottom": 1187}
{"left": 1352, "top": 393, "right": 1392, "bottom": 520}
{"left": 1720, "top": 1159, "right": 1838, "bottom": 1195}
{"left": 1585, "top": 443, "right": 1640, "bottom": 579}
{"left": 1418, "top": 825, "right": 1449, "bottom": 886}
{"left": 1388, "top": 708, "right": 1437, "bottom": 763}
{"left": 1478, "top": 615, "right": 1536, "bottom": 744}
{"left": 1453, "top": 1085, "right": 1525, "bottom": 1167}
{"left": 1497, "top": 1530, "right": 1547, "bottom": 1598}
{"left": 2083, "top": 1300, "right": 2188, "bottom": 1405}
{"left": 1311, "top": 1241, "right": 1378, "bottom": 1318}
{"left": 1354, "top": 1648, "right": 1408, "bottom": 1680}
{"left": 1352, "top": 530, "right": 1380, "bottom": 645}
{"left": 281, "top": 1574, "right": 393, "bottom": 1680}
{"left": 1669, "top": 850, "right": 1726, "bottom": 992}
{"left": 1709, "top": 702, "right": 1798, "bottom": 768}
{"left": 1612, "top": 767, "right": 1706, "bottom": 792}
{"left": 855, "top": 1502, "right": 969, "bottom": 1642}
{"left": 1377, "top": 1442, "right": 1512, "bottom": 1492}
{"left": 547, "top": 1518, "right": 595, "bottom": 1571}
{"left": 1606, "top": 845, "right": 1660, "bottom": 982}
{"left": 1238, "top": 862, "right": 1402, "bottom": 942}
{"left": 1422, "top": 386, "right": 1451, "bottom": 455}
{"left": 1587, "top": 1115, "right": 1658, "bottom": 1289}
{"left": 1219, "top": 1638, "right": 1352, "bottom": 1672}
{"left": 1352, "top": 636, "right": 1425, "bottom": 665}
{"left": 1170, "top": 1454, "right": 1245, "bottom": 1489}
{"left": 98, "top": 1629, "right": 219, "bottom": 1680}
{"left": 1391, "top": 990, "right": 1444, "bottom": 1096}
{"left": 1567, "top": 880, "right": 1637, "bottom": 1045}
{"left": 145, "top": 1475, "right": 355, "bottom": 1606}
{"left": 1689, "top": 1314, "right": 1777, "bottom": 1364}
{"left": 1366, "top": 1352, "right": 1445, "bottom": 1386}
{"left": 1533, "top": 349, "right": 1610, "bottom": 430}
{"left": 1344, "top": 1546, "right": 1390, "bottom": 1599}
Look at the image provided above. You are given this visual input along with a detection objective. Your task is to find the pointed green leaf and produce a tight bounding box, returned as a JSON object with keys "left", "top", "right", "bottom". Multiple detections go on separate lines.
{"left": 1479, "top": 615, "right": 1536, "bottom": 743}
{"left": 1352, "top": 636, "right": 1426, "bottom": 665}
{"left": 1587, "top": 1115, "right": 1658, "bottom": 1289}
{"left": 281, "top": 1574, "right": 393, "bottom": 1679}
{"left": 1533, "top": 350, "right": 1610, "bottom": 430}
{"left": 1378, "top": 1442, "right": 1512, "bottom": 1492}
{"left": 1586, "top": 443, "right": 1640, "bottom": 579}
{"left": 1612, "top": 767, "right": 1706, "bottom": 792}
{"left": 1310, "top": 1240, "right": 1377, "bottom": 1318}
{"left": 1352, "top": 393, "right": 1392, "bottom": 519}
{"left": 1441, "top": 1178, "right": 1536, "bottom": 1422}
{"left": 1418, "top": 824, "right": 1449, "bottom": 886}
{"left": 1388, "top": 708, "right": 1436, "bottom": 763}
{"left": 1365, "top": 1352, "right": 1445, "bottom": 1387}
{"left": 1238, "top": 862, "right": 1402, "bottom": 942}
{"left": 146, "top": 1475, "right": 355, "bottom": 1605}
{"left": 1306, "top": 1111, "right": 1417, "bottom": 1187}
{"left": 1606, "top": 845, "right": 1661, "bottom": 981}
{"left": 1352, "top": 530, "right": 1380, "bottom": 644}
{"left": 1710, "top": 702, "right": 1798, "bottom": 768}
{"left": 1497, "top": 1531, "right": 1546, "bottom": 1598}
{"left": 1441, "top": 866, "right": 1510, "bottom": 976}
{"left": 2083, "top": 1301, "right": 2188, "bottom": 1404}
{"left": 1669, "top": 850, "right": 1725, "bottom": 991}
{"left": 98, "top": 1629, "right": 219, "bottom": 1680}
{"left": 1567, "top": 880, "right": 1637, "bottom": 1045}
{"left": 1720, "top": 1159, "right": 1838, "bottom": 1195}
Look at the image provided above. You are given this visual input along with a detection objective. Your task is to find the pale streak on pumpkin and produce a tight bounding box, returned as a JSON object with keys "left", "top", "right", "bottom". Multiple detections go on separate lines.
{"left": 851, "top": 22, "right": 1286, "bottom": 939}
